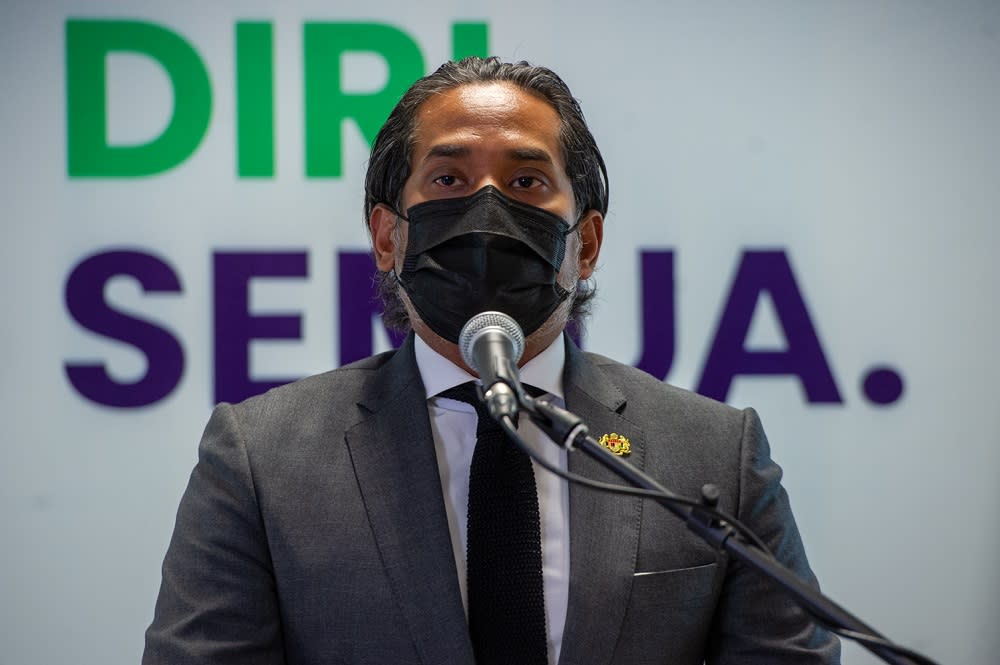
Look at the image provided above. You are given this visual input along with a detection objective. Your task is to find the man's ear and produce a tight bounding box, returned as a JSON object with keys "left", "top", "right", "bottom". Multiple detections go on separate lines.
{"left": 576, "top": 210, "right": 604, "bottom": 280}
{"left": 369, "top": 204, "right": 400, "bottom": 272}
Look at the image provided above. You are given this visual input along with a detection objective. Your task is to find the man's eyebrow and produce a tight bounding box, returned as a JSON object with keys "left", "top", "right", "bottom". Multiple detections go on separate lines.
{"left": 423, "top": 144, "right": 470, "bottom": 161}
{"left": 507, "top": 147, "right": 554, "bottom": 164}
{"left": 421, "top": 144, "right": 555, "bottom": 164}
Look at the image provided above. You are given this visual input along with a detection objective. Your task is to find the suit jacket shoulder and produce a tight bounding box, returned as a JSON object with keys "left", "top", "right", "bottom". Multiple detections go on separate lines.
{"left": 225, "top": 346, "right": 399, "bottom": 445}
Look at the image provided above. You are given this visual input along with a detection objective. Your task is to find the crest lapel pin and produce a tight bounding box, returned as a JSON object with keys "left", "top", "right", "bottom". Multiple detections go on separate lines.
{"left": 597, "top": 432, "right": 631, "bottom": 456}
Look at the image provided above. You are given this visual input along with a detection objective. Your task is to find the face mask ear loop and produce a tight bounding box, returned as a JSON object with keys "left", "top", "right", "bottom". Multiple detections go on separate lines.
{"left": 380, "top": 198, "right": 410, "bottom": 222}
{"left": 391, "top": 210, "right": 406, "bottom": 284}
{"left": 376, "top": 203, "right": 406, "bottom": 283}
{"left": 565, "top": 213, "right": 585, "bottom": 236}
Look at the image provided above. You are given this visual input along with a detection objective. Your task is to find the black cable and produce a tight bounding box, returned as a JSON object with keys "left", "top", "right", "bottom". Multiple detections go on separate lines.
{"left": 497, "top": 415, "right": 774, "bottom": 556}
{"left": 829, "top": 629, "right": 941, "bottom": 665}
{"left": 498, "top": 414, "right": 943, "bottom": 665}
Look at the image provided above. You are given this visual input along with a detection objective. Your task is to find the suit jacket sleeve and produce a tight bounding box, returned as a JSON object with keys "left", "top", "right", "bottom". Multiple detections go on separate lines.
{"left": 706, "top": 407, "right": 841, "bottom": 664}
{"left": 143, "top": 403, "right": 286, "bottom": 665}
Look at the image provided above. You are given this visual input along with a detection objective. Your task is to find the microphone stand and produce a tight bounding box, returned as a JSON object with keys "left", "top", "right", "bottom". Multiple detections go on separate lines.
{"left": 518, "top": 394, "right": 939, "bottom": 665}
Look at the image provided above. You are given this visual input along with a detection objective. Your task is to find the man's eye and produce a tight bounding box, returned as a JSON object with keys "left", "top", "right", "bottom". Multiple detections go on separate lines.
{"left": 434, "top": 175, "right": 458, "bottom": 186}
{"left": 514, "top": 176, "right": 541, "bottom": 189}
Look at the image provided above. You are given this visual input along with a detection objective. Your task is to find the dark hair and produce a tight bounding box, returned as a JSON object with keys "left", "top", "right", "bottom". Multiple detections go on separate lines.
{"left": 364, "top": 56, "right": 609, "bottom": 332}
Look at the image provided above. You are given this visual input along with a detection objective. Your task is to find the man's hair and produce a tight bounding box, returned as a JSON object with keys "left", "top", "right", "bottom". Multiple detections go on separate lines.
{"left": 364, "top": 56, "right": 610, "bottom": 333}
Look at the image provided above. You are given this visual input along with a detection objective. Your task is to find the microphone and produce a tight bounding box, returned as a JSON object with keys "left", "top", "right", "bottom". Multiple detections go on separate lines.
{"left": 458, "top": 311, "right": 526, "bottom": 421}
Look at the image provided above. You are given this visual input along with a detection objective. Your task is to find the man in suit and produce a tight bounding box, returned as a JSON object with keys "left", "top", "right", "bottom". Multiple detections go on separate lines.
{"left": 144, "top": 57, "right": 840, "bottom": 664}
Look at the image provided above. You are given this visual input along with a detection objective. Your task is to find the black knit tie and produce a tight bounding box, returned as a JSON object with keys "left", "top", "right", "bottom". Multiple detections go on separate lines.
{"left": 438, "top": 381, "right": 548, "bottom": 665}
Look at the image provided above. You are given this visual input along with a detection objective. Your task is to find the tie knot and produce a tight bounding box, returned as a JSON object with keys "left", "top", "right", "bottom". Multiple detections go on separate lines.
{"left": 438, "top": 382, "right": 547, "bottom": 403}
{"left": 436, "top": 382, "right": 549, "bottom": 430}
{"left": 437, "top": 382, "right": 494, "bottom": 429}
{"left": 437, "top": 381, "right": 481, "bottom": 406}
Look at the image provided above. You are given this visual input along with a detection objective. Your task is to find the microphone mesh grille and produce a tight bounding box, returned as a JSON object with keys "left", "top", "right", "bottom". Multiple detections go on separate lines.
{"left": 458, "top": 311, "right": 525, "bottom": 368}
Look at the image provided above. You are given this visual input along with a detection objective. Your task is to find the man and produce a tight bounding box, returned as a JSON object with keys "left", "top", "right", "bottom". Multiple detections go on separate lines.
{"left": 144, "top": 57, "right": 840, "bottom": 664}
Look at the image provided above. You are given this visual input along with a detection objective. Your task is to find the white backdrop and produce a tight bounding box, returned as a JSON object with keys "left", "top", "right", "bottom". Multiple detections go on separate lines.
{"left": 2, "top": 1, "right": 998, "bottom": 664}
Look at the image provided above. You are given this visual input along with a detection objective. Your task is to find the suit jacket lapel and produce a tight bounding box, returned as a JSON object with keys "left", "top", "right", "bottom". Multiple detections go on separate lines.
{"left": 559, "top": 339, "right": 645, "bottom": 665}
{"left": 344, "top": 334, "right": 474, "bottom": 664}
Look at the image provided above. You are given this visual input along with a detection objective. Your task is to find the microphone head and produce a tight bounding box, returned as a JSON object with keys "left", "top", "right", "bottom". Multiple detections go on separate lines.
{"left": 458, "top": 311, "right": 525, "bottom": 370}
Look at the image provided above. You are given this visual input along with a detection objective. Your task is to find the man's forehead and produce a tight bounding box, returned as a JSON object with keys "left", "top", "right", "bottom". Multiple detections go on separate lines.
{"left": 409, "top": 82, "right": 563, "bottom": 158}
{"left": 415, "top": 80, "right": 549, "bottom": 114}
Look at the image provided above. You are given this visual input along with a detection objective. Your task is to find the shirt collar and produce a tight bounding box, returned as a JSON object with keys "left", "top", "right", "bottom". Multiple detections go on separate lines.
{"left": 415, "top": 333, "right": 566, "bottom": 400}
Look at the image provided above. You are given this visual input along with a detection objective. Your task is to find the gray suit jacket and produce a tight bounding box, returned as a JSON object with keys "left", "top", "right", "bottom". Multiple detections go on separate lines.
{"left": 144, "top": 334, "right": 839, "bottom": 664}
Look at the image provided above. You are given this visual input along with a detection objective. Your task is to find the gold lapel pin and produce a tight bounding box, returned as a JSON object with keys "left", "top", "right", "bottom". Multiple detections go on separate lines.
{"left": 597, "top": 432, "right": 631, "bottom": 456}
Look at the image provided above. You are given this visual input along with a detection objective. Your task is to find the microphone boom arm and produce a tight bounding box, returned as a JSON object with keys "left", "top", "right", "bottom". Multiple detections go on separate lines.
{"left": 519, "top": 395, "right": 939, "bottom": 665}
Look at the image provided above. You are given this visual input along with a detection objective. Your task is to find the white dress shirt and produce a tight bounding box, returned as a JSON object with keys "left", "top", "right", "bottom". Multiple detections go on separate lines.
{"left": 415, "top": 334, "right": 570, "bottom": 665}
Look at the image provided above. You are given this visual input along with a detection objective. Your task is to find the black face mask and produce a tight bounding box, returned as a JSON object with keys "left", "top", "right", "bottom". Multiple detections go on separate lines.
{"left": 394, "top": 186, "right": 578, "bottom": 343}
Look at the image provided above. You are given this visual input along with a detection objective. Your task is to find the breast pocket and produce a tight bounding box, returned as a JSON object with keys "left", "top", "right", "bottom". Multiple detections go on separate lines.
{"left": 632, "top": 561, "right": 721, "bottom": 610}
{"left": 612, "top": 562, "right": 722, "bottom": 665}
